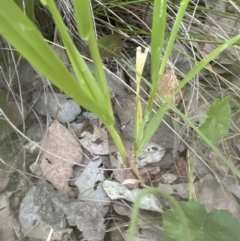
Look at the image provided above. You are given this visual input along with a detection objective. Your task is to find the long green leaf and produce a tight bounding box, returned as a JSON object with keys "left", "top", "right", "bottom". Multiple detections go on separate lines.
{"left": 135, "top": 0, "right": 190, "bottom": 154}
{"left": 0, "top": 0, "right": 112, "bottom": 123}
{"left": 147, "top": 0, "right": 190, "bottom": 117}
{"left": 42, "top": 0, "right": 105, "bottom": 105}
{"left": 74, "top": 0, "right": 114, "bottom": 116}
{"left": 14, "top": 0, "right": 34, "bottom": 21}
{"left": 137, "top": 103, "right": 169, "bottom": 152}
{"left": 151, "top": 0, "right": 167, "bottom": 83}
{"left": 175, "top": 34, "right": 240, "bottom": 94}
{"left": 72, "top": 0, "right": 94, "bottom": 40}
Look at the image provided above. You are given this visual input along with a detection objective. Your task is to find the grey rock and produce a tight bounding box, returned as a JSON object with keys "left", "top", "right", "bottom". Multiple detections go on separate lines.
{"left": 34, "top": 92, "right": 81, "bottom": 123}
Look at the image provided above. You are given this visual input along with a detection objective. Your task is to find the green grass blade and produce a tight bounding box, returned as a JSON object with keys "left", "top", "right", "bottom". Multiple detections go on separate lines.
{"left": 135, "top": 0, "right": 190, "bottom": 154}
{"left": 14, "top": 0, "right": 34, "bottom": 21}
{"left": 175, "top": 34, "right": 240, "bottom": 93}
{"left": 0, "top": 0, "right": 112, "bottom": 123}
{"left": 25, "top": 0, "right": 34, "bottom": 21}
{"left": 73, "top": 0, "right": 113, "bottom": 115}
{"left": 137, "top": 103, "right": 169, "bottom": 152}
{"left": 147, "top": 0, "right": 190, "bottom": 116}
{"left": 158, "top": 0, "right": 190, "bottom": 77}
{"left": 43, "top": 0, "right": 105, "bottom": 105}
{"left": 134, "top": 47, "right": 149, "bottom": 153}
{"left": 138, "top": 2, "right": 240, "bottom": 157}
{"left": 72, "top": 0, "right": 94, "bottom": 40}
{"left": 151, "top": 0, "right": 167, "bottom": 83}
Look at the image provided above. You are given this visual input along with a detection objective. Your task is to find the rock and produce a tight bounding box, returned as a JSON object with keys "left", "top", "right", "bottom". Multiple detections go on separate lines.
{"left": 34, "top": 92, "right": 81, "bottom": 123}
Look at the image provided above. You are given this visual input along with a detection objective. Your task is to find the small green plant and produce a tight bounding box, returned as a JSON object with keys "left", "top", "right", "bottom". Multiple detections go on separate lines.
{"left": 163, "top": 200, "right": 240, "bottom": 241}
{"left": 199, "top": 98, "right": 231, "bottom": 145}
{"left": 126, "top": 187, "right": 240, "bottom": 241}
{"left": 1, "top": 1, "right": 240, "bottom": 240}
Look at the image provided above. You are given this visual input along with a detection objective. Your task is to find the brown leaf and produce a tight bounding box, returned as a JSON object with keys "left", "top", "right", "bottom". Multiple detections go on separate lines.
{"left": 156, "top": 69, "right": 183, "bottom": 106}
{"left": 80, "top": 124, "right": 109, "bottom": 155}
{"left": 39, "top": 120, "right": 82, "bottom": 196}
{"left": 197, "top": 179, "right": 240, "bottom": 219}
{"left": 139, "top": 166, "right": 161, "bottom": 185}
{"left": 0, "top": 193, "right": 20, "bottom": 240}
{"left": 173, "top": 157, "right": 189, "bottom": 184}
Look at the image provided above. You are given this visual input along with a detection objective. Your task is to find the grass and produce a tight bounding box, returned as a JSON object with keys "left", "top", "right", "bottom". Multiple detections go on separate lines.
{"left": 1, "top": 0, "right": 240, "bottom": 240}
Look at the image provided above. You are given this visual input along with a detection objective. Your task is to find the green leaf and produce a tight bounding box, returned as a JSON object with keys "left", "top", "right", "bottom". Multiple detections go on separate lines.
{"left": 73, "top": 0, "right": 93, "bottom": 40}
{"left": 136, "top": 103, "right": 169, "bottom": 152}
{"left": 0, "top": 0, "right": 112, "bottom": 124}
{"left": 151, "top": 0, "right": 167, "bottom": 82}
{"left": 39, "top": 0, "right": 47, "bottom": 5}
{"left": 0, "top": 89, "right": 7, "bottom": 137}
{"left": 44, "top": 0, "right": 104, "bottom": 104}
{"left": 199, "top": 98, "right": 231, "bottom": 145}
{"left": 163, "top": 200, "right": 240, "bottom": 241}
{"left": 14, "top": 0, "right": 34, "bottom": 21}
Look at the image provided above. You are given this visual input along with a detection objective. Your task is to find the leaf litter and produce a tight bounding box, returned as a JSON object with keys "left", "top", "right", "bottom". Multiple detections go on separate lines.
{"left": 2, "top": 2, "right": 240, "bottom": 240}
{"left": 38, "top": 120, "right": 83, "bottom": 196}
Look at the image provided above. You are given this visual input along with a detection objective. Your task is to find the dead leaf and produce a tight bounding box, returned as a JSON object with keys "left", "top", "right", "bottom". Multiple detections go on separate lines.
{"left": 138, "top": 142, "right": 165, "bottom": 167}
{"left": 80, "top": 124, "right": 109, "bottom": 155}
{"left": 103, "top": 180, "right": 163, "bottom": 213}
{"left": 43, "top": 187, "right": 107, "bottom": 241}
{"left": 158, "top": 174, "right": 213, "bottom": 199}
{"left": 139, "top": 166, "right": 161, "bottom": 185}
{"left": 0, "top": 192, "right": 21, "bottom": 240}
{"left": 172, "top": 157, "right": 189, "bottom": 184}
{"left": 160, "top": 173, "right": 177, "bottom": 184}
{"left": 34, "top": 181, "right": 67, "bottom": 229}
{"left": 155, "top": 69, "right": 182, "bottom": 106}
{"left": 75, "top": 158, "right": 111, "bottom": 215}
{"left": 19, "top": 184, "right": 72, "bottom": 240}
{"left": 39, "top": 120, "right": 82, "bottom": 196}
{"left": 66, "top": 201, "right": 106, "bottom": 241}
{"left": 197, "top": 178, "right": 240, "bottom": 219}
